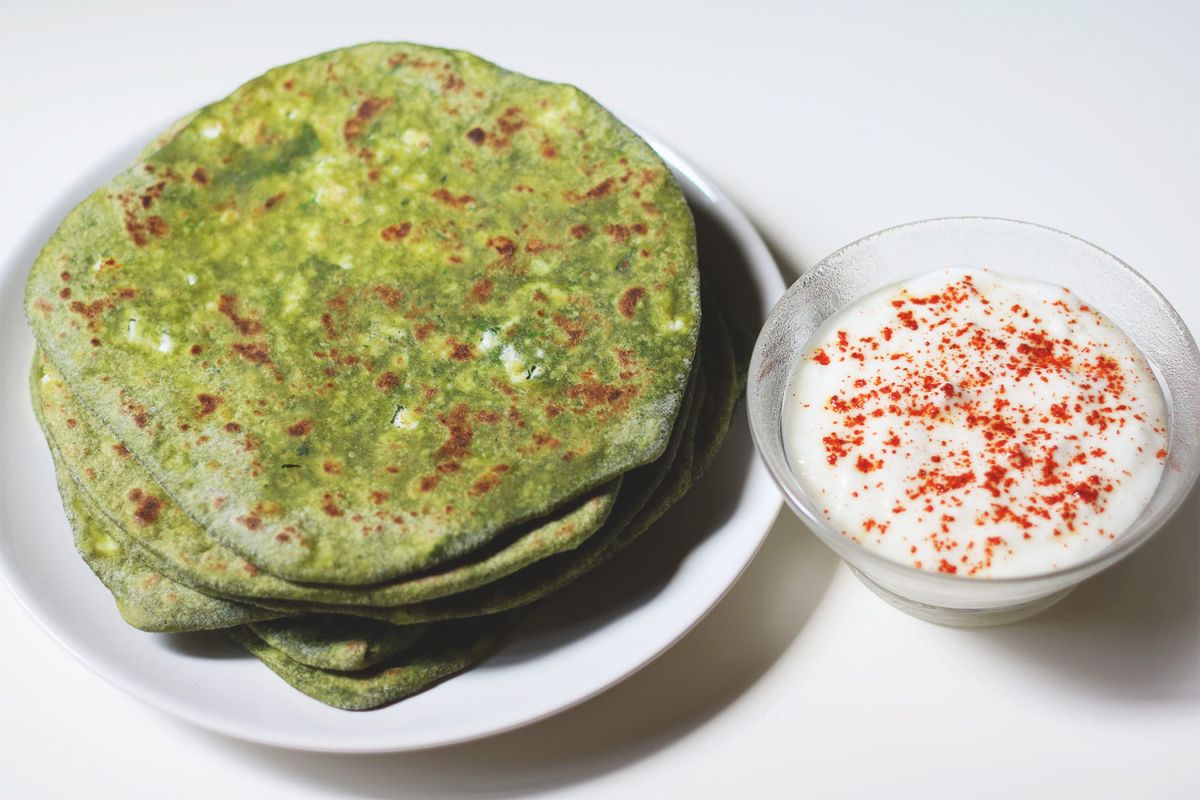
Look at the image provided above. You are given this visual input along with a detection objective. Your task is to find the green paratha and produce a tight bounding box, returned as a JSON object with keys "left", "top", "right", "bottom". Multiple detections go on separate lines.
{"left": 59, "top": 476, "right": 279, "bottom": 632}
{"left": 229, "top": 616, "right": 511, "bottom": 710}
{"left": 233, "top": 305, "right": 730, "bottom": 668}
{"left": 32, "top": 365, "right": 281, "bottom": 632}
{"left": 250, "top": 616, "right": 427, "bottom": 671}
{"left": 276, "top": 318, "right": 723, "bottom": 625}
{"left": 420, "top": 299, "right": 740, "bottom": 621}
{"left": 338, "top": 300, "right": 740, "bottom": 624}
{"left": 26, "top": 42, "right": 699, "bottom": 584}
{"left": 33, "top": 353, "right": 621, "bottom": 607}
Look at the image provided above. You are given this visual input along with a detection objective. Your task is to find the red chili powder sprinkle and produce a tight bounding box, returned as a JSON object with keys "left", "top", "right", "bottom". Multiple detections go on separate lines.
{"left": 798, "top": 271, "right": 1164, "bottom": 577}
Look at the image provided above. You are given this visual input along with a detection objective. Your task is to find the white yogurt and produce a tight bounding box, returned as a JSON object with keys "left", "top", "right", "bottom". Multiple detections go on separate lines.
{"left": 783, "top": 268, "right": 1167, "bottom": 577}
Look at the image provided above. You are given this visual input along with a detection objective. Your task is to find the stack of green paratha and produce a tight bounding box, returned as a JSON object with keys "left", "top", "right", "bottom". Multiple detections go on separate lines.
{"left": 24, "top": 43, "right": 745, "bottom": 710}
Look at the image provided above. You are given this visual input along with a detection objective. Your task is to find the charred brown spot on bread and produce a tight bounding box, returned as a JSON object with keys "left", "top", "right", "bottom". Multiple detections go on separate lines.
{"left": 376, "top": 371, "right": 400, "bottom": 392}
{"left": 218, "top": 295, "right": 263, "bottom": 336}
{"left": 237, "top": 514, "right": 262, "bottom": 531}
{"left": 371, "top": 285, "right": 405, "bottom": 307}
{"left": 321, "top": 494, "right": 344, "bottom": 516}
{"left": 127, "top": 488, "right": 163, "bottom": 526}
{"left": 524, "top": 239, "right": 560, "bottom": 254}
{"left": 231, "top": 342, "right": 271, "bottom": 364}
{"left": 469, "top": 472, "right": 500, "bottom": 497}
{"left": 435, "top": 404, "right": 473, "bottom": 462}
{"left": 447, "top": 337, "right": 475, "bottom": 361}
{"left": 344, "top": 97, "right": 391, "bottom": 145}
{"left": 287, "top": 418, "right": 314, "bottom": 437}
{"left": 566, "top": 369, "right": 636, "bottom": 416}
{"left": 470, "top": 278, "right": 493, "bottom": 303}
{"left": 431, "top": 188, "right": 474, "bottom": 208}
{"left": 381, "top": 222, "right": 411, "bottom": 241}
{"left": 619, "top": 286, "right": 646, "bottom": 318}
{"left": 261, "top": 192, "right": 286, "bottom": 211}
{"left": 568, "top": 178, "right": 615, "bottom": 202}
{"left": 603, "top": 224, "right": 631, "bottom": 243}
{"left": 67, "top": 287, "right": 137, "bottom": 329}
{"left": 196, "top": 393, "right": 223, "bottom": 418}
{"left": 553, "top": 314, "right": 586, "bottom": 347}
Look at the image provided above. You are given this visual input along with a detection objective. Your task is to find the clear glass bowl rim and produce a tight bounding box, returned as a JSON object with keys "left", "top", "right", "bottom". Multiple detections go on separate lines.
{"left": 747, "top": 215, "right": 1200, "bottom": 588}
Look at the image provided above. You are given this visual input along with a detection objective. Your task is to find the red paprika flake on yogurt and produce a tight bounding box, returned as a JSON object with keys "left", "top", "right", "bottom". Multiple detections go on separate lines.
{"left": 782, "top": 268, "right": 1168, "bottom": 577}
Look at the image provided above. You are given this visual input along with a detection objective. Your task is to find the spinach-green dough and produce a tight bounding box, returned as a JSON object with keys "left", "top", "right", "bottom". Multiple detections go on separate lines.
{"left": 249, "top": 616, "right": 428, "bottom": 671}
{"left": 23, "top": 42, "right": 753, "bottom": 712}
{"left": 26, "top": 42, "right": 699, "bottom": 584}
{"left": 338, "top": 299, "right": 741, "bottom": 624}
{"left": 275, "top": 304, "right": 739, "bottom": 625}
{"left": 229, "top": 617, "right": 511, "bottom": 710}
{"left": 33, "top": 353, "right": 620, "bottom": 606}
{"left": 32, "top": 364, "right": 281, "bottom": 632}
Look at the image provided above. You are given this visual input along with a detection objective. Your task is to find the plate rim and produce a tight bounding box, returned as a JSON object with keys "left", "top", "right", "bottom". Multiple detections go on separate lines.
{"left": 0, "top": 121, "right": 786, "bottom": 753}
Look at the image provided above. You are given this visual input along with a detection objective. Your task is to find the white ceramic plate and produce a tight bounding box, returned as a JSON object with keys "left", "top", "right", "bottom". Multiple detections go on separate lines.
{"left": 0, "top": 125, "right": 784, "bottom": 753}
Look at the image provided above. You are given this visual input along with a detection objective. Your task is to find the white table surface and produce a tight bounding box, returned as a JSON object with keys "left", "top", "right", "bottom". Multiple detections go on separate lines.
{"left": 1, "top": 1, "right": 1196, "bottom": 797}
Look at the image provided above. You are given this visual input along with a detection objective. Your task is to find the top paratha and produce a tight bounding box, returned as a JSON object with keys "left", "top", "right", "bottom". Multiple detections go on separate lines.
{"left": 25, "top": 42, "right": 699, "bottom": 584}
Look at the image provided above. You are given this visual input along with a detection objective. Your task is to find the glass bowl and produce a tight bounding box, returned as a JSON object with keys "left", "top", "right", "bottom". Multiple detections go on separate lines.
{"left": 748, "top": 217, "right": 1200, "bottom": 626}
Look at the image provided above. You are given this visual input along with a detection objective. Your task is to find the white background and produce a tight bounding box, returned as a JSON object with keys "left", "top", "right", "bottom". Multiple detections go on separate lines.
{"left": 1, "top": 1, "right": 1197, "bottom": 797}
